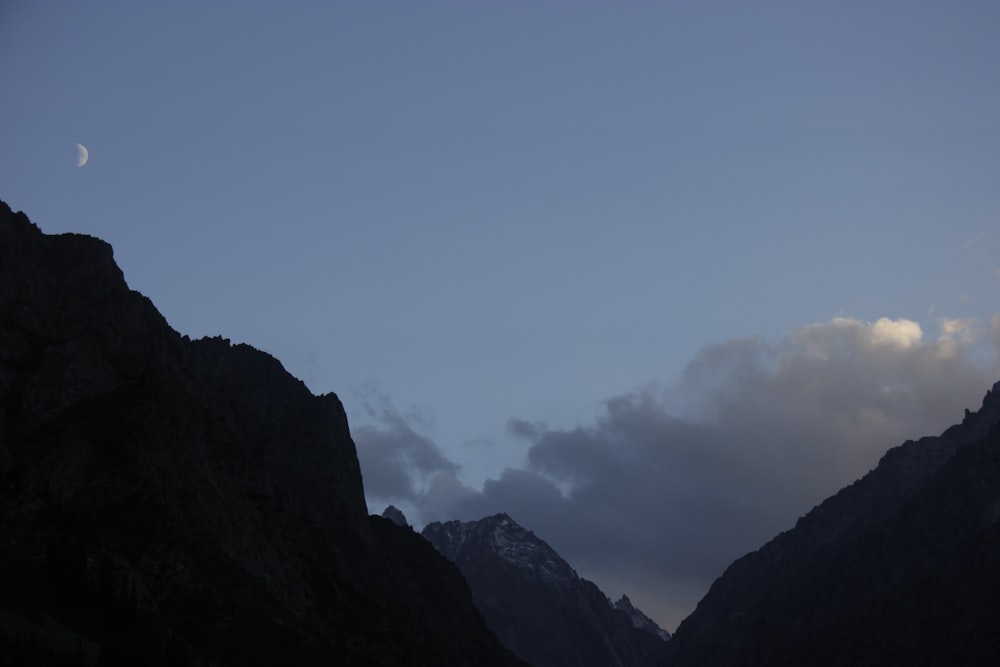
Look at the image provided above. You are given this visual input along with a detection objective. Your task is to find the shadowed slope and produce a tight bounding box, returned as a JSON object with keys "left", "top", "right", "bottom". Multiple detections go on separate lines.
{"left": 0, "top": 200, "right": 525, "bottom": 666}
{"left": 667, "top": 381, "right": 1000, "bottom": 666}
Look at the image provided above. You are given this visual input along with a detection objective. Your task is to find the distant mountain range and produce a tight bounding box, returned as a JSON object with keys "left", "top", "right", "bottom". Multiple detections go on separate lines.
{"left": 421, "top": 512, "right": 670, "bottom": 667}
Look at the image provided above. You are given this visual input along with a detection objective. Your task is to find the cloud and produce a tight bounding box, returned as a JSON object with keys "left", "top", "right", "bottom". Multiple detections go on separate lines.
{"left": 506, "top": 418, "right": 547, "bottom": 441}
{"left": 352, "top": 389, "right": 459, "bottom": 504}
{"left": 865, "top": 316, "right": 923, "bottom": 348}
{"left": 357, "top": 316, "right": 1000, "bottom": 630}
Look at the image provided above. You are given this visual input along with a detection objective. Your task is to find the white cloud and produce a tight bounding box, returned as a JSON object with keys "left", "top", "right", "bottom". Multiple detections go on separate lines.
{"left": 868, "top": 317, "right": 923, "bottom": 348}
{"left": 941, "top": 318, "right": 974, "bottom": 338}
{"left": 937, "top": 318, "right": 977, "bottom": 359}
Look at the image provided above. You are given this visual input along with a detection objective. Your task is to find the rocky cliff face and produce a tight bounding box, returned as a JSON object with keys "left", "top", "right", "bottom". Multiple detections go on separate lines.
{"left": 667, "top": 381, "right": 1000, "bottom": 666}
{"left": 0, "top": 200, "right": 525, "bottom": 666}
{"left": 422, "top": 513, "right": 670, "bottom": 667}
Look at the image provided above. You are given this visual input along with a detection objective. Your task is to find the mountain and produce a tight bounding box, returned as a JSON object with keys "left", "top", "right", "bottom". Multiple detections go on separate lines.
{"left": 422, "top": 512, "right": 671, "bottom": 667}
{"left": 613, "top": 595, "right": 671, "bottom": 642}
{"left": 667, "top": 381, "right": 1000, "bottom": 666}
{"left": 0, "top": 200, "right": 526, "bottom": 666}
{"left": 381, "top": 504, "right": 410, "bottom": 527}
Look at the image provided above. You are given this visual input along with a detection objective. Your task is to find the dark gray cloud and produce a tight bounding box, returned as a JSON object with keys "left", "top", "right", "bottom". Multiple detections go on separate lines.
{"left": 505, "top": 418, "right": 547, "bottom": 441}
{"left": 352, "top": 390, "right": 459, "bottom": 504}
{"left": 357, "top": 317, "right": 1000, "bottom": 629}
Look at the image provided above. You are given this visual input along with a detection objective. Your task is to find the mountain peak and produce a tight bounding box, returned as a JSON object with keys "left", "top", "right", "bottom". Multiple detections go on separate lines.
{"left": 422, "top": 515, "right": 670, "bottom": 667}
{"left": 381, "top": 504, "right": 409, "bottom": 527}
{"left": 424, "top": 513, "right": 573, "bottom": 583}
{"left": 614, "top": 595, "right": 672, "bottom": 641}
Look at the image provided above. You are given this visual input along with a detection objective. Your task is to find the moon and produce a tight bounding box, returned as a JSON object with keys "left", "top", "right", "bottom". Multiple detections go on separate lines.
{"left": 76, "top": 143, "right": 89, "bottom": 167}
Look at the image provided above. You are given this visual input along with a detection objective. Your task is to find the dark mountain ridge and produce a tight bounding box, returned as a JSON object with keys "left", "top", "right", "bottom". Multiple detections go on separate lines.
{"left": 422, "top": 512, "right": 671, "bottom": 667}
{"left": 0, "top": 200, "right": 525, "bottom": 666}
{"left": 667, "top": 379, "right": 1000, "bottom": 666}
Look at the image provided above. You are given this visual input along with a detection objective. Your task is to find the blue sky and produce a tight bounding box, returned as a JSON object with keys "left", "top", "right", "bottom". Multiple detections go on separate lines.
{"left": 3, "top": 1, "right": 1000, "bottom": 628}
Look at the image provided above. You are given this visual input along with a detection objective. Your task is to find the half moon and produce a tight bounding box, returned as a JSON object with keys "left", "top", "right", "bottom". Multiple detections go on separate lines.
{"left": 76, "top": 143, "right": 89, "bottom": 167}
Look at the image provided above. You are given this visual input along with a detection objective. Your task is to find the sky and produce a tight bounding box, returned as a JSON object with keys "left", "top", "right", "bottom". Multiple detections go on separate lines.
{"left": 3, "top": 1, "right": 1000, "bottom": 630}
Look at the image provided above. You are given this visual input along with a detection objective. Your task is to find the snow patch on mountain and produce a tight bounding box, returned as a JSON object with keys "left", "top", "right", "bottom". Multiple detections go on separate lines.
{"left": 424, "top": 513, "right": 576, "bottom": 585}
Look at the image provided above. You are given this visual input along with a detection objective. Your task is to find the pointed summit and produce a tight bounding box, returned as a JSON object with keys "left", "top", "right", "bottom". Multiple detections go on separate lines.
{"left": 423, "top": 514, "right": 670, "bottom": 667}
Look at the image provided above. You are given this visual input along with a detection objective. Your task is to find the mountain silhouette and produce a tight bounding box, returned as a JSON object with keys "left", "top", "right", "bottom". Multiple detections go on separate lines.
{"left": 0, "top": 200, "right": 525, "bottom": 666}
{"left": 667, "top": 380, "right": 1000, "bottom": 665}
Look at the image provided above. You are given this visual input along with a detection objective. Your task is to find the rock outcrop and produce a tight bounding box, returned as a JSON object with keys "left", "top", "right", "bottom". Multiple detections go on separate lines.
{"left": 422, "top": 513, "right": 670, "bottom": 667}
{"left": 381, "top": 504, "right": 409, "bottom": 528}
{"left": 613, "top": 595, "right": 671, "bottom": 642}
{"left": 0, "top": 200, "right": 525, "bottom": 666}
{"left": 667, "top": 381, "right": 1000, "bottom": 666}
